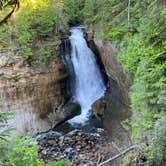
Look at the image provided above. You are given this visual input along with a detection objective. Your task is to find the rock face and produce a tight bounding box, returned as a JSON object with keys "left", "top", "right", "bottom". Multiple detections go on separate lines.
{"left": 86, "top": 29, "right": 131, "bottom": 143}
{"left": 49, "top": 101, "right": 81, "bottom": 128}
{"left": 87, "top": 36, "right": 131, "bottom": 106}
{"left": 92, "top": 97, "right": 106, "bottom": 120}
{"left": 0, "top": 48, "right": 68, "bottom": 135}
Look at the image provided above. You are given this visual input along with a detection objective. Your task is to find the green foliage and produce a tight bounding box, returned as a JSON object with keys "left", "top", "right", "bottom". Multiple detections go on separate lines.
{"left": 83, "top": 0, "right": 166, "bottom": 164}
{"left": 0, "top": 22, "right": 13, "bottom": 51}
{"left": 0, "top": 110, "right": 70, "bottom": 166}
{"left": 83, "top": 0, "right": 128, "bottom": 38}
{"left": 82, "top": 0, "right": 102, "bottom": 24}
{"left": 122, "top": 3, "right": 166, "bottom": 165}
{"left": 0, "top": 136, "right": 44, "bottom": 166}
{"left": 0, "top": 110, "right": 43, "bottom": 166}
{"left": 63, "top": 0, "right": 85, "bottom": 24}
{"left": 146, "top": 117, "right": 166, "bottom": 165}
{"left": 14, "top": 0, "right": 57, "bottom": 60}
{"left": 46, "top": 159, "right": 70, "bottom": 166}
{"left": 16, "top": 0, "right": 57, "bottom": 37}
{"left": 0, "top": 0, "right": 67, "bottom": 64}
{"left": 0, "top": 135, "right": 70, "bottom": 166}
{"left": 0, "top": 0, "right": 165, "bottom": 165}
{"left": 0, "top": 110, "right": 14, "bottom": 139}
{"left": 0, "top": 0, "right": 87, "bottom": 64}
{"left": 121, "top": 118, "right": 131, "bottom": 131}
{"left": 122, "top": 3, "right": 165, "bottom": 165}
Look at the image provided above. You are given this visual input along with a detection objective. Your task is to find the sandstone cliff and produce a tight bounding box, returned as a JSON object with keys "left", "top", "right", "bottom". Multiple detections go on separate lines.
{"left": 87, "top": 29, "right": 131, "bottom": 144}
{"left": 0, "top": 46, "right": 67, "bottom": 135}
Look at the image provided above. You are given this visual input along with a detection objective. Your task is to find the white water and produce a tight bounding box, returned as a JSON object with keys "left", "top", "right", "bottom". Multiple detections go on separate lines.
{"left": 68, "top": 27, "right": 106, "bottom": 124}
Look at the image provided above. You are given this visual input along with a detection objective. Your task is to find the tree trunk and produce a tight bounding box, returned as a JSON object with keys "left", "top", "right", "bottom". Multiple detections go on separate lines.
{"left": 128, "top": 0, "right": 131, "bottom": 24}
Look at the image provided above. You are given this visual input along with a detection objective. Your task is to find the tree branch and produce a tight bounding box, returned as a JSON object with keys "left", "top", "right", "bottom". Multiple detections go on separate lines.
{"left": 98, "top": 145, "right": 140, "bottom": 166}
{"left": 0, "top": 0, "right": 19, "bottom": 25}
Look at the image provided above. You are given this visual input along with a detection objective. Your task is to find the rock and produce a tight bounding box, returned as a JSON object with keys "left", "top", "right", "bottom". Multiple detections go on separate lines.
{"left": 90, "top": 133, "right": 100, "bottom": 137}
{"left": 74, "top": 160, "right": 80, "bottom": 165}
{"left": 54, "top": 101, "right": 81, "bottom": 127}
{"left": 65, "top": 147, "right": 71, "bottom": 153}
{"left": 45, "top": 131, "right": 62, "bottom": 138}
{"left": 14, "top": 59, "right": 24, "bottom": 68}
{"left": 0, "top": 55, "right": 9, "bottom": 67}
{"left": 41, "top": 150, "right": 47, "bottom": 155}
{"left": 47, "top": 140, "right": 56, "bottom": 145}
{"left": 97, "top": 128, "right": 104, "bottom": 133}
{"left": 0, "top": 52, "right": 67, "bottom": 135}
{"left": 92, "top": 97, "right": 107, "bottom": 120}
{"left": 36, "top": 131, "right": 63, "bottom": 147}
{"left": 7, "top": 58, "right": 14, "bottom": 66}
{"left": 63, "top": 101, "right": 81, "bottom": 119}
{"left": 76, "top": 145, "right": 81, "bottom": 151}
{"left": 59, "top": 136, "right": 64, "bottom": 144}
{"left": 0, "top": 71, "right": 4, "bottom": 76}
{"left": 37, "top": 130, "right": 106, "bottom": 165}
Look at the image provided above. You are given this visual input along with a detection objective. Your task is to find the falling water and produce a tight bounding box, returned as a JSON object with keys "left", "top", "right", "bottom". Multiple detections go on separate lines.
{"left": 67, "top": 26, "right": 106, "bottom": 124}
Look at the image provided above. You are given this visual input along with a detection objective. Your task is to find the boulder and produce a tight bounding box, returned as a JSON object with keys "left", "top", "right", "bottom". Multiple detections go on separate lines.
{"left": 92, "top": 97, "right": 107, "bottom": 120}
{"left": 0, "top": 55, "right": 9, "bottom": 67}
{"left": 36, "top": 130, "right": 62, "bottom": 143}
{"left": 54, "top": 101, "right": 81, "bottom": 127}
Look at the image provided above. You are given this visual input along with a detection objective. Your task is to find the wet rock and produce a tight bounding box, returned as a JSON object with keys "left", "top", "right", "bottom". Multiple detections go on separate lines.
{"left": 64, "top": 101, "right": 81, "bottom": 119}
{"left": 54, "top": 101, "right": 81, "bottom": 127}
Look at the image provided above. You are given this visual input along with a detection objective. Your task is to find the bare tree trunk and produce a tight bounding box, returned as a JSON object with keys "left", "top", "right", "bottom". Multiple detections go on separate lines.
{"left": 0, "top": 6, "right": 15, "bottom": 25}
{"left": 0, "top": 0, "right": 19, "bottom": 25}
{"left": 128, "top": 0, "right": 131, "bottom": 25}
{"left": 98, "top": 145, "right": 140, "bottom": 166}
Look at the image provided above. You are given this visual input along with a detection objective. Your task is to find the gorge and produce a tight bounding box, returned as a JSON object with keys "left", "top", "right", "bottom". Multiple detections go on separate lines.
{"left": 0, "top": 25, "right": 130, "bottom": 136}
{"left": 1, "top": 1, "right": 165, "bottom": 165}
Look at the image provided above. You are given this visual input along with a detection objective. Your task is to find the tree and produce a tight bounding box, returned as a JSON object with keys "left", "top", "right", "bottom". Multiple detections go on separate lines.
{"left": 127, "top": 0, "right": 131, "bottom": 24}
{"left": 0, "top": 0, "right": 19, "bottom": 25}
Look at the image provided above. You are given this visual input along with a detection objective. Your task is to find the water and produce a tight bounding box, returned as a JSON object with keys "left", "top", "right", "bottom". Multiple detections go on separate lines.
{"left": 68, "top": 26, "right": 106, "bottom": 124}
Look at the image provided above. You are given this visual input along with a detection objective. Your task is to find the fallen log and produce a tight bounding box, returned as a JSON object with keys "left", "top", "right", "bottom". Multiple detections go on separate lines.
{"left": 98, "top": 145, "right": 140, "bottom": 166}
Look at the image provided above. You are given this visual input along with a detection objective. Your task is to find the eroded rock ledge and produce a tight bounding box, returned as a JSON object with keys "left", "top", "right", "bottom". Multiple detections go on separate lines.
{"left": 0, "top": 47, "right": 67, "bottom": 135}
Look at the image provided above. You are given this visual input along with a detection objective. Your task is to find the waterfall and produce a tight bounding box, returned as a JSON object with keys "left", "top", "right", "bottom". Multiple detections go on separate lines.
{"left": 66, "top": 26, "right": 106, "bottom": 124}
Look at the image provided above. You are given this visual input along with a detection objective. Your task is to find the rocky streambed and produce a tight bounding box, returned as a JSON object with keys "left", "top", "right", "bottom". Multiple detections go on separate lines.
{"left": 37, "top": 128, "right": 115, "bottom": 166}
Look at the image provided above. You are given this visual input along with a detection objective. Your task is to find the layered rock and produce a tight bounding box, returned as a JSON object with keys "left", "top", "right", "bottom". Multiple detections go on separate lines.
{"left": 87, "top": 32, "right": 131, "bottom": 105}
{"left": 0, "top": 48, "right": 68, "bottom": 135}
{"left": 86, "top": 29, "right": 131, "bottom": 141}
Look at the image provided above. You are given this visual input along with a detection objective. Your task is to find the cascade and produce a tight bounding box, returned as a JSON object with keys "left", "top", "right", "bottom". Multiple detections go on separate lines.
{"left": 63, "top": 26, "right": 106, "bottom": 124}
